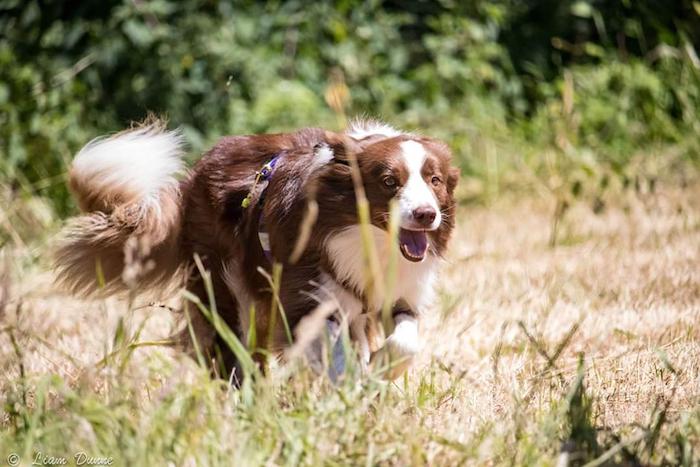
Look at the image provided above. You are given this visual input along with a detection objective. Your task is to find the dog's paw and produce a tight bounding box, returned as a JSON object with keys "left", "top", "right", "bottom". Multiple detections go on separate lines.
{"left": 371, "top": 316, "right": 419, "bottom": 380}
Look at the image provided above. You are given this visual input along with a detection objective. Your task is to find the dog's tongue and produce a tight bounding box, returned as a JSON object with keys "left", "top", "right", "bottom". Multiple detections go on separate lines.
{"left": 399, "top": 229, "right": 428, "bottom": 262}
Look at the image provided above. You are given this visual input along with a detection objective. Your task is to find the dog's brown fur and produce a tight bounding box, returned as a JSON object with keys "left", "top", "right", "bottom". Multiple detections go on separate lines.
{"left": 56, "top": 120, "right": 459, "bottom": 374}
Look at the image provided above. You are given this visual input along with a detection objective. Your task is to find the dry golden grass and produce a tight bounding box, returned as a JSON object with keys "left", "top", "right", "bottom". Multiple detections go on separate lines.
{"left": 423, "top": 183, "right": 699, "bottom": 438}
{"left": 1, "top": 182, "right": 699, "bottom": 465}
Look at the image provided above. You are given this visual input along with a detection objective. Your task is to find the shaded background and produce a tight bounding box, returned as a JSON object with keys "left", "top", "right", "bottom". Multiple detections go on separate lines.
{"left": 1, "top": 0, "right": 699, "bottom": 226}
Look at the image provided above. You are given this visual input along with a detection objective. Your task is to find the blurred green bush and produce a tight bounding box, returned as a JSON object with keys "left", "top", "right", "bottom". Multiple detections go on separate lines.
{"left": 1, "top": 0, "right": 699, "bottom": 218}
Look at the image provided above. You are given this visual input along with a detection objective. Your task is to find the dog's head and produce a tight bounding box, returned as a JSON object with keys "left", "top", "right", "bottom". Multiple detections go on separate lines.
{"left": 324, "top": 131, "right": 459, "bottom": 262}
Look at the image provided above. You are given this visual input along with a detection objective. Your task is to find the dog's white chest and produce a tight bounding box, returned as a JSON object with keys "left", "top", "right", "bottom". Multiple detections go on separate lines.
{"left": 324, "top": 225, "right": 438, "bottom": 313}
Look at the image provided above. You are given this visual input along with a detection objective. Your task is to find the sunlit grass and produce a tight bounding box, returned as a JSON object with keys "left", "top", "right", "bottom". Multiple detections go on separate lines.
{"left": 1, "top": 180, "right": 699, "bottom": 465}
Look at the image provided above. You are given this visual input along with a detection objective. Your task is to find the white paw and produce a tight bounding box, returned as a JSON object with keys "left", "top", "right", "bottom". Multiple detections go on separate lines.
{"left": 371, "top": 315, "right": 419, "bottom": 380}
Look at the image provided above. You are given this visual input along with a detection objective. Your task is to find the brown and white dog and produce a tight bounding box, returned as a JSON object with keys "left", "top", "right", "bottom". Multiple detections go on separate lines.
{"left": 55, "top": 119, "right": 459, "bottom": 379}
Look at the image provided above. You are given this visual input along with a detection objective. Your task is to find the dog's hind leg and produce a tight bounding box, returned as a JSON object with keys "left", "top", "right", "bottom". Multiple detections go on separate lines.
{"left": 349, "top": 314, "right": 371, "bottom": 367}
{"left": 181, "top": 264, "right": 244, "bottom": 382}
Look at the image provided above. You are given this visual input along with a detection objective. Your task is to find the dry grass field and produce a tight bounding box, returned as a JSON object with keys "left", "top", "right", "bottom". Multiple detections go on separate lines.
{"left": 1, "top": 181, "right": 698, "bottom": 465}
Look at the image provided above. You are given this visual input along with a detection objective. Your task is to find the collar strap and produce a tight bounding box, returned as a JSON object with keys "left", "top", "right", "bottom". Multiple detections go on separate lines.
{"left": 240, "top": 152, "right": 285, "bottom": 262}
{"left": 240, "top": 154, "right": 283, "bottom": 209}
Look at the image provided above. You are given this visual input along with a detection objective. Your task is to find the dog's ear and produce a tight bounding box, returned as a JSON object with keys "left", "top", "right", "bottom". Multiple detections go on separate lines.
{"left": 418, "top": 136, "right": 460, "bottom": 195}
{"left": 323, "top": 131, "right": 362, "bottom": 165}
{"left": 323, "top": 131, "right": 393, "bottom": 165}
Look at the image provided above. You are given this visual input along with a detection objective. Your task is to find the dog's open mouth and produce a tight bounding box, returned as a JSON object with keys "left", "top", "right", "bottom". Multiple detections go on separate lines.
{"left": 399, "top": 228, "right": 429, "bottom": 262}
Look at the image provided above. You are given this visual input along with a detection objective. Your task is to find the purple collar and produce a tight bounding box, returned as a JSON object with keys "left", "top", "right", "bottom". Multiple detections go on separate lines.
{"left": 241, "top": 152, "right": 284, "bottom": 262}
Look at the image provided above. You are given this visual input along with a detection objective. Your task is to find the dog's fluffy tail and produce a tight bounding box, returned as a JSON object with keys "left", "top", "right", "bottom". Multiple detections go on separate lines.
{"left": 55, "top": 120, "right": 186, "bottom": 297}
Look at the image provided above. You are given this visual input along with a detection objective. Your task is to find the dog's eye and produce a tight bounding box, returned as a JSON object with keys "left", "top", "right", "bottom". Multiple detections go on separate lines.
{"left": 431, "top": 176, "right": 442, "bottom": 186}
{"left": 383, "top": 176, "right": 397, "bottom": 188}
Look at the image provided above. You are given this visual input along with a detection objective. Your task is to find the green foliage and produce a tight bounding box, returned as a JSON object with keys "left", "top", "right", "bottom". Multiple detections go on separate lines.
{"left": 528, "top": 58, "right": 700, "bottom": 164}
{"left": 0, "top": 0, "right": 699, "bottom": 220}
{"left": 0, "top": 41, "right": 93, "bottom": 214}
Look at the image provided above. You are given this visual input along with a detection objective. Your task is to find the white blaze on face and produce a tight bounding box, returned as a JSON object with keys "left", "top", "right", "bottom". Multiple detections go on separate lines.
{"left": 398, "top": 140, "right": 441, "bottom": 230}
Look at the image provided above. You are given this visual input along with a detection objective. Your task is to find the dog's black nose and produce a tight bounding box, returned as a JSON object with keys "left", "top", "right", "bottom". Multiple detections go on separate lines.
{"left": 412, "top": 206, "right": 437, "bottom": 226}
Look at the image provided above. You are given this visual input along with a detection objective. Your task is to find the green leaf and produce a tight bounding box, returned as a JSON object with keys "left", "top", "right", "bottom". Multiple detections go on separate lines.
{"left": 571, "top": 1, "right": 593, "bottom": 18}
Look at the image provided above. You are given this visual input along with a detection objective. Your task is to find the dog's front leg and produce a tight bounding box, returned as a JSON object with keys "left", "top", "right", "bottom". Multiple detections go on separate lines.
{"left": 371, "top": 308, "right": 420, "bottom": 380}
{"left": 303, "top": 275, "right": 366, "bottom": 380}
{"left": 349, "top": 314, "right": 371, "bottom": 367}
